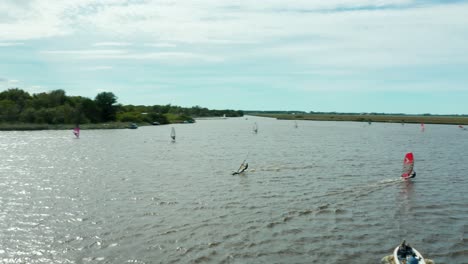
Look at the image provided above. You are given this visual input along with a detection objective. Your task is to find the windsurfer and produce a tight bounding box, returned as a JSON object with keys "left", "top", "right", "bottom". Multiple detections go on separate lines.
{"left": 73, "top": 125, "right": 80, "bottom": 138}
{"left": 402, "top": 152, "right": 415, "bottom": 179}
{"left": 232, "top": 163, "right": 248, "bottom": 175}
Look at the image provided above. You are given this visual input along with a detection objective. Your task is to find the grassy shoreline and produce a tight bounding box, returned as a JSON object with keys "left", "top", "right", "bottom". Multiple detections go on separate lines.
{"left": 254, "top": 113, "right": 468, "bottom": 125}
{"left": 0, "top": 122, "right": 153, "bottom": 131}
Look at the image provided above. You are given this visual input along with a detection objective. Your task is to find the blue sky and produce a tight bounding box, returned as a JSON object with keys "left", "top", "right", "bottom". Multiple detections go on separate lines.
{"left": 1, "top": 0, "right": 468, "bottom": 114}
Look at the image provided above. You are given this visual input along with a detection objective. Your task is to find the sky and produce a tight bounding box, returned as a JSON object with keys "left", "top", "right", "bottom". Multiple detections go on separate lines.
{"left": 1, "top": 0, "right": 468, "bottom": 114}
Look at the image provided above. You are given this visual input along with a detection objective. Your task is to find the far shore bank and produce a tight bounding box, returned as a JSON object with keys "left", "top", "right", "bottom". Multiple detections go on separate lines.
{"left": 254, "top": 113, "right": 468, "bottom": 125}
{"left": 0, "top": 122, "right": 160, "bottom": 131}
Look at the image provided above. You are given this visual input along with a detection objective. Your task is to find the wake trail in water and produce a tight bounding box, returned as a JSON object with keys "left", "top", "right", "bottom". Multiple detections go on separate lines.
{"left": 241, "top": 164, "right": 317, "bottom": 173}
{"left": 266, "top": 177, "right": 403, "bottom": 228}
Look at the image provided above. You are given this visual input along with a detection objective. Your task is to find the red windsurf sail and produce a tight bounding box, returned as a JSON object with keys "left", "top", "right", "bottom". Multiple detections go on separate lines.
{"left": 401, "top": 152, "right": 414, "bottom": 178}
{"left": 73, "top": 127, "right": 80, "bottom": 138}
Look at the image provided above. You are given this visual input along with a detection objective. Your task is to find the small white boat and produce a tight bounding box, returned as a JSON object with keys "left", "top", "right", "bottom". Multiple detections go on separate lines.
{"left": 393, "top": 243, "right": 426, "bottom": 264}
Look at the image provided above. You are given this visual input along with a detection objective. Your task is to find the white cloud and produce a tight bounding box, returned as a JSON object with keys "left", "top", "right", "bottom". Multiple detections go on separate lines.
{"left": 93, "top": 42, "right": 132, "bottom": 47}
{"left": 0, "top": 42, "right": 24, "bottom": 46}
{"left": 1, "top": 0, "right": 468, "bottom": 68}
{"left": 0, "top": 78, "right": 20, "bottom": 84}
{"left": 41, "top": 49, "right": 223, "bottom": 62}
{"left": 292, "top": 70, "right": 356, "bottom": 77}
{"left": 0, "top": 78, "right": 21, "bottom": 90}
{"left": 41, "top": 49, "right": 127, "bottom": 56}
{"left": 81, "top": 66, "right": 113, "bottom": 71}
{"left": 144, "top": 43, "right": 177, "bottom": 48}
{"left": 0, "top": 0, "right": 442, "bottom": 42}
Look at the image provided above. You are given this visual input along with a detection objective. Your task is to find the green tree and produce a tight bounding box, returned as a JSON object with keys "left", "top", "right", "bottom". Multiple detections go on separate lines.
{"left": 0, "top": 99, "right": 19, "bottom": 122}
{"left": 19, "top": 107, "right": 36, "bottom": 123}
{"left": 94, "top": 92, "right": 118, "bottom": 122}
{"left": 0, "top": 88, "right": 31, "bottom": 111}
{"left": 48, "top": 89, "right": 66, "bottom": 107}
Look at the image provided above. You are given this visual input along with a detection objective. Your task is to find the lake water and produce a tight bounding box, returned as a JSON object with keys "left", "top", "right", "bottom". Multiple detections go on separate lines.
{"left": 1, "top": 116, "right": 467, "bottom": 263}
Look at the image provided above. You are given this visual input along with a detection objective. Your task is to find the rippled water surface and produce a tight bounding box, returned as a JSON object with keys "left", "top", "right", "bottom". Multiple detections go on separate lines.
{"left": 1, "top": 117, "right": 467, "bottom": 263}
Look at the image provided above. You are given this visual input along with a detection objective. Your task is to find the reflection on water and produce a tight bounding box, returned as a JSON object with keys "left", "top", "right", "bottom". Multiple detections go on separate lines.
{"left": 400, "top": 180, "right": 415, "bottom": 201}
{"left": 1, "top": 117, "right": 467, "bottom": 263}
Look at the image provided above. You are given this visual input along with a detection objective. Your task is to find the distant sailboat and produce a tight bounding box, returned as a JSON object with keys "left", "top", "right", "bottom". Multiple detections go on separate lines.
{"left": 253, "top": 122, "right": 258, "bottom": 134}
{"left": 73, "top": 126, "right": 80, "bottom": 138}
{"left": 421, "top": 123, "right": 425, "bottom": 132}
{"left": 170, "top": 127, "right": 176, "bottom": 142}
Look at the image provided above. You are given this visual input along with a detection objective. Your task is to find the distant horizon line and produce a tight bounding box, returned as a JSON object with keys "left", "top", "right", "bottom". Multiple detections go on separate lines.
{"left": 243, "top": 110, "right": 468, "bottom": 117}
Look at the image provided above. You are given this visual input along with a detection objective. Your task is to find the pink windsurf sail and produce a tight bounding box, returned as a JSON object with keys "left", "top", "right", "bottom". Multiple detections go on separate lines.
{"left": 73, "top": 127, "right": 80, "bottom": 138}
{"left": 401, "top": 152, "right": 414, "bottom": 178}
{"left": 420, "top": 123, "right": 425, "bottom": 132}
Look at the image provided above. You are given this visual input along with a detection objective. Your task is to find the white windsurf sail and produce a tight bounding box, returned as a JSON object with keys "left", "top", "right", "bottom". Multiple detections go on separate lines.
{"left": 232, "top": 160, "right": 248, "bottom": 175}
{"left": 170, "top": 127, "right": 176, "bottom": 141}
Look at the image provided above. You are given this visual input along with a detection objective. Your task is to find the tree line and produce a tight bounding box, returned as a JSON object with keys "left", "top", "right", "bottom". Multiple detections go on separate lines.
{"left": 0, "top": 88, "right": 243, "bottom": 125}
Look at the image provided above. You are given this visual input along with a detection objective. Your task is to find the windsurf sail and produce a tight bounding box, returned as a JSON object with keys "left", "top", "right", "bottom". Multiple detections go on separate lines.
{"left": 401, "top": 152, "right": 414, "bottom": 178}
{"left": 73, "top": 127, "right": 80, "bottom": 138}
{"left": 253, "top": 122, "right": 258, "bottom": 133}
{"left": 170, "top": 127, "right": 176, "bottom": 141}
{"left": 420, "top": 123, "right": 425, "bottom": 132}
{"left": 233, "top": 160, "right": 248, "bottom": 175}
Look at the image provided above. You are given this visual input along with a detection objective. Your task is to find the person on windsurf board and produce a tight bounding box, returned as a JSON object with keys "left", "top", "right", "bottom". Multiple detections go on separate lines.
{"left": 402, "top": 152, "right": 416, "bottom": 179}
{"left": 73, "top": 125, "right": 80, "bottom": 138}
{"left": 232, "top": 160, "right": 248, "bottom": 175}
